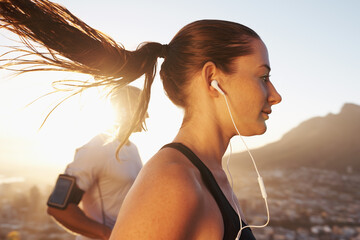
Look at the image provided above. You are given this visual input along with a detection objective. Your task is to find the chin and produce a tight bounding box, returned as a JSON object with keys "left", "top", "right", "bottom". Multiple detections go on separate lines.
{"left": 257, "top": 128, "right": 267, "bottom": 135}
{"left": 236, "top": 121, "right": 268, "bottom": 136}
{"left": 245, "top": 125, "right": 267, "bottom": 136}
{"left": 257, "top": 124, "right": 268, "bottom": 135}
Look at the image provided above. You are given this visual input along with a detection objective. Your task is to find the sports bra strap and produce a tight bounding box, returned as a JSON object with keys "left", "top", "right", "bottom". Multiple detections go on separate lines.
{"left": 162, "top": 142, "right": 255, "bottom": 240}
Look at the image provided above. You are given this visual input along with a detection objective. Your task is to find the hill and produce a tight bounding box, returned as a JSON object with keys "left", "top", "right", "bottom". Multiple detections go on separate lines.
{"left": 229, "top": 103, "right": 360, "bottom": 174}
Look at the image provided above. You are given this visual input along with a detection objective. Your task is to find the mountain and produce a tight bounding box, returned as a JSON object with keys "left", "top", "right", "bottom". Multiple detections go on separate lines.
{"left": 229, "top": 103, "right": 360, "bottom": 174}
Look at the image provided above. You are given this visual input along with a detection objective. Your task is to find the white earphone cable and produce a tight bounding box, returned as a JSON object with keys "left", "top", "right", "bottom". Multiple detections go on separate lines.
{"left": 223, "top": 94, "right": 270, "bottom": 240}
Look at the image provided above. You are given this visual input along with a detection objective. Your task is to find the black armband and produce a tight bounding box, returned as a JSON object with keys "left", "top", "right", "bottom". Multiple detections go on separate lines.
{"left": 47, "top": 174, "right": 84, "bottom": 209}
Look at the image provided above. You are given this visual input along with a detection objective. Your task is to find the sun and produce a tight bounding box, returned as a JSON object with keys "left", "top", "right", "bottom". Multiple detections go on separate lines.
{"left": 0, "top": 70, "right": 183, "bottom": 169}
{"left": 1, "top": 71, "right": 118, "bottom": 168}
{"left": 37, "top": 83, "right": 116, "bottom": 146}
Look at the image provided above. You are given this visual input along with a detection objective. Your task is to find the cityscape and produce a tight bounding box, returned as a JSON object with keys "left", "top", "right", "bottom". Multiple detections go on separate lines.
{"left": 1, "top": 166, "right": 359, "bottom": 240}
{"left": 0, "top": 180, "right": 73, "bottom": 240}
{"left": 237, "top": 167, "right": 360, "bottom": 240}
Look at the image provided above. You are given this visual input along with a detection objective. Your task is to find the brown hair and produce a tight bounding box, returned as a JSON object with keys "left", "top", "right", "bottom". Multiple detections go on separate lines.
{"left": 0, "top": 0, "right": 260, "bottom": 149}
{"left": 161, "top": 20, "right": 260, "bottom": 107}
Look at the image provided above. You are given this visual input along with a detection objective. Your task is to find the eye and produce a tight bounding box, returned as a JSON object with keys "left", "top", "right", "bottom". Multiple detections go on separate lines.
{"left": 261, "top": 74, "right": 271, "bottom": 83}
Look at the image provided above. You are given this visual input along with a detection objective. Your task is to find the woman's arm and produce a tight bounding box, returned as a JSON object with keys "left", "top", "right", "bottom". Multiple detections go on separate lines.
{"left": 47, "top": 203, "right": 112, "bottom": 240}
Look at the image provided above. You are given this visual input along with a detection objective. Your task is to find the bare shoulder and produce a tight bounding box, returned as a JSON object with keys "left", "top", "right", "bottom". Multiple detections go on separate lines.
{"left": 133, "top": 147, "right": 203, "bottom": 202}
{"left": 110, "top": 147, "right": 204, "bottom": 240}
{"left": 143, "top": 147, "right": 202, "bottom": 188}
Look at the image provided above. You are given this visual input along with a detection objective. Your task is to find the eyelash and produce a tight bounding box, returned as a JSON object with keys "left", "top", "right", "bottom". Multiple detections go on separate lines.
{"left": 261, "top": 74, "right": 271, "bottom": 82}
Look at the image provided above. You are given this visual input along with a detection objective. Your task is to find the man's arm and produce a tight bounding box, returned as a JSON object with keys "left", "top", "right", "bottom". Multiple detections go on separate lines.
{"left": 47, "top": 203, "right": 112, "bottom": 240}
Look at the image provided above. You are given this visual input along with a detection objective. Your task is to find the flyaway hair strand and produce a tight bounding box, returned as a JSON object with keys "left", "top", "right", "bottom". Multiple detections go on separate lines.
{"left": 0, "top": 0, "right": 164, "bottom": 153}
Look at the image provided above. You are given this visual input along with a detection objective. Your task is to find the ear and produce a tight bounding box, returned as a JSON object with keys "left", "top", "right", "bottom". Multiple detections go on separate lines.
{"left": 201, "top": 61, "right": 223, "bottom": 97}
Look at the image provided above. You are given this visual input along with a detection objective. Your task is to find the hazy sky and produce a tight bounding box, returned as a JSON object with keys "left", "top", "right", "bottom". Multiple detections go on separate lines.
{"left": 1, "top": 0, "right": 359, "bottom": 172}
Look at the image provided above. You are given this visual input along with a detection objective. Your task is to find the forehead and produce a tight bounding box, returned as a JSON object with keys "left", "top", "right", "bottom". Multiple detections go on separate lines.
{"left": 231, "top": 39, "right": 270, "bottom": 72}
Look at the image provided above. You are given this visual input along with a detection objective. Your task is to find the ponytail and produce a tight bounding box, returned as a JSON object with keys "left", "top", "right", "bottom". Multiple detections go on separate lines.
{"left": 0, "top": 0, "right": 165, "bottom": 151}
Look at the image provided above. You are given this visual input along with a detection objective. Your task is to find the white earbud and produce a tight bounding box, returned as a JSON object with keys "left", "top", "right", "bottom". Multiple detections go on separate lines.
{"left": 211, "top": 80, "right": 225, "bottom": 95}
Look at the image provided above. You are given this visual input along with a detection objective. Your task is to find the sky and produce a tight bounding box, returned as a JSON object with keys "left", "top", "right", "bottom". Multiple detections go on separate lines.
{"left": 0, "top": 0, "right": 359, "bottom": 182}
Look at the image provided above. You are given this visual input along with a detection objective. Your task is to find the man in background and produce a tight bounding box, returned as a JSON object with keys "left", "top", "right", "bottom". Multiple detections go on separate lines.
{"left": 47, "top": 86, "right": 144, "bottom": 240}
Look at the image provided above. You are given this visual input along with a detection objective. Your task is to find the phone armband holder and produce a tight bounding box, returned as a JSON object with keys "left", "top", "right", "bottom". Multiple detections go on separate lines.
{"left": 47, "top": 174, "right": 84, "bottom": 209}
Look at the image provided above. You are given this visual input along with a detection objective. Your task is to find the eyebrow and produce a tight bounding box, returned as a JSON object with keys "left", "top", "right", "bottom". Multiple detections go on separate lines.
{"left": 260, "top": 64, "right": 271, "bottom": 71}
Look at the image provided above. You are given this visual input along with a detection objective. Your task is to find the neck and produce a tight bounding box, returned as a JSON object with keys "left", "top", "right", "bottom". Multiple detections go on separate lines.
{"left": 173, "top": 115, "right": 231, "bottom": 167}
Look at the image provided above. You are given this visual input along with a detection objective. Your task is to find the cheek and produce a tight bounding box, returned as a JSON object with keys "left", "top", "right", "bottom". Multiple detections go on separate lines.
{"left": 250, "top": 82, "right": 268, "bottom": 103}
{"left": 226, "top": 77, "right": 267, "bottom": 110}
{"left": 239, "top": 82, "right": 267, "bottom": 106}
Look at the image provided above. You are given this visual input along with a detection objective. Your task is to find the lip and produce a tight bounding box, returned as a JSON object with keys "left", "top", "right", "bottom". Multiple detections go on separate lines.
{"left": 262, "top": 109, "right": 272, "bottom": 114}
{"left": 261, "top": 109, "right": 272, "bottom": 120}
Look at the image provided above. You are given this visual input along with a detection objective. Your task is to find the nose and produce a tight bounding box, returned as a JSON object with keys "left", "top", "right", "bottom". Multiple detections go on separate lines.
{"left": 268, "top": 81, "right": 282, "bottom": 105}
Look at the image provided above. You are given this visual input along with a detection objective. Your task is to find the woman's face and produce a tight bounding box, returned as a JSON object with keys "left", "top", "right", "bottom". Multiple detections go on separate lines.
{"left": 222, "top": 39, "right": 282, "bottom": 136}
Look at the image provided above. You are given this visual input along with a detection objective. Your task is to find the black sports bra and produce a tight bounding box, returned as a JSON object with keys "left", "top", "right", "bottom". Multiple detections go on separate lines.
{"left": 162, "top": 143, "right": 256, "bottom": 240}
